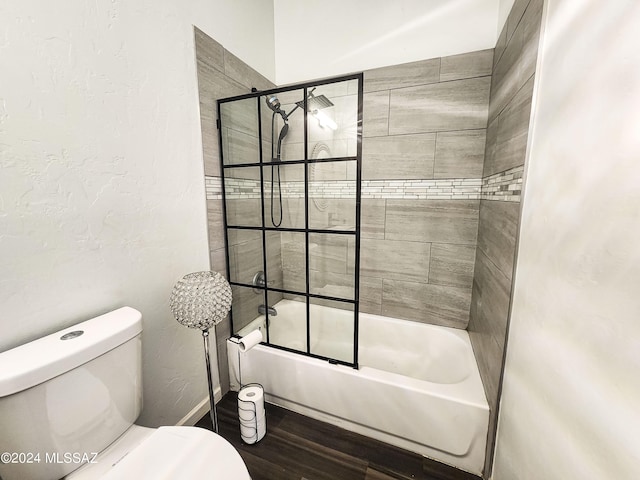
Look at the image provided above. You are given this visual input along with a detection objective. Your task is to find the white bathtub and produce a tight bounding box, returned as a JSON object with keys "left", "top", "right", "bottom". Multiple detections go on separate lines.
{"left": 227, "top": 299, "right": 489, "bottom": 475}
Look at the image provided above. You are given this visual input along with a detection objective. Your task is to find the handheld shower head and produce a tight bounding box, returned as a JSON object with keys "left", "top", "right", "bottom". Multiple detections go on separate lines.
{"left": 278, "top": 123, "right": 289, "bottom": 143}
{"left": 266, "top": 95, "right": 282, "bottom": 114}
{"left": 266, "top": 95, "right": 288, "bottom": 121}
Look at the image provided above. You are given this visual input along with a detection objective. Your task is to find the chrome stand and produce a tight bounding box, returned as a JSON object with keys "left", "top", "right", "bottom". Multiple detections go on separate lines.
{"left": 202, "top": 329, "right": 218, "bottom": 433}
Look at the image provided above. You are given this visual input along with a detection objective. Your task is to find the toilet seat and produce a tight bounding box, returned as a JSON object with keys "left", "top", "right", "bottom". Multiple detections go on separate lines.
{"left": 67, "top": 425, "right": 251, "bottom": 479}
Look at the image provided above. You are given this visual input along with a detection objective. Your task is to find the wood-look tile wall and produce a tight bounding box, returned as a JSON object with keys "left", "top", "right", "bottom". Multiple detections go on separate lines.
{"left": 195, "top": 27, "right": 275, "bottom": 395}
{"left": 467, "top": 0, "right": 543, "bottom": 474}
{"left": 360, "top": 49, "right": 493, "bottom": 329}
{"left": 197, "top": 7, "right": 541, "bottom": 428}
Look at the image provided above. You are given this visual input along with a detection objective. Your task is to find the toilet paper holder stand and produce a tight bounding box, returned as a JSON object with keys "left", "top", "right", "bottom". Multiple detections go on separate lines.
{"left": 238, "top": 382, "right": 266, "bottom": 444}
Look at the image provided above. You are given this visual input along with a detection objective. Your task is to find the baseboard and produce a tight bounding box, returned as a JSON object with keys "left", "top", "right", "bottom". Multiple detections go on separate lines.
{"left": 175, "top": 386, "right": 222, "bottom": 426}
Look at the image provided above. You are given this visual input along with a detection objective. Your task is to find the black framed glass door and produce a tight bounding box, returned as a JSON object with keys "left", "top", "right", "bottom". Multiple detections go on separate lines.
{"left": 217, "top": 73, "right": 363, "bottom": 368}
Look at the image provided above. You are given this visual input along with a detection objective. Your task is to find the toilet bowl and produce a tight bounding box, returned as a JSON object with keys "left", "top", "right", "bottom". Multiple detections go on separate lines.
{"left": 0, "top": 307, "right": 251, "bottom": 480}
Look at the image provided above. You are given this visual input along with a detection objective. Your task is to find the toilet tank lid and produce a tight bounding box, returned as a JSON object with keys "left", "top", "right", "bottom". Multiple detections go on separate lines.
{"left": 0, "top": 307, "right": 142, "bottom": 398}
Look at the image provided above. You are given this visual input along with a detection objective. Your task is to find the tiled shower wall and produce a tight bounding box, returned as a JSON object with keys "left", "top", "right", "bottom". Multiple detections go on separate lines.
{"left": 467, "top": 0, "right": 543, "bottom": 474}
{"left": 359, "top": 49, "right": 493, "bottom": 329}
{"left": 198, "top": 14, "right": 539, "bottom": 409}
{"left": 195, "top": 27, "right": 275, "bottom": 395}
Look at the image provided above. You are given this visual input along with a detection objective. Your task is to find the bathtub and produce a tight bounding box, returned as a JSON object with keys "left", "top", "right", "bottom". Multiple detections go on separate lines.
{"left": 227, "top": 299, "right": 489, "bottom": 475}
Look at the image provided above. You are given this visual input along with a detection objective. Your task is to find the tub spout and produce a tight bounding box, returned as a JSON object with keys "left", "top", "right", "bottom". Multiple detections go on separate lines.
{"left": 258, "top": 304, "right": 277, "bottom": 316}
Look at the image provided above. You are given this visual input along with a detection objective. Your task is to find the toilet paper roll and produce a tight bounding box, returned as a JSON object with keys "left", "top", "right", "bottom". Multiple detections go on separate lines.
{"left": 240, "top": 406, "right": 265, "bottom": 422}
{"left": 239, "top": 405, "right": 265, "bottom": 422}
{"left": 240, "top": 420, "right": 265, "bottom": 433}
{"left": 240, "top": 417, "right": 266, "bottom": 444}
{"left": 238, "top": 385, "right": 264, "bottom": 420}
{"left": 238, "top": 329, "right": 263, "bottom": 353}
{"left": 238, "top": 384, "right": 264, "bottom": 403}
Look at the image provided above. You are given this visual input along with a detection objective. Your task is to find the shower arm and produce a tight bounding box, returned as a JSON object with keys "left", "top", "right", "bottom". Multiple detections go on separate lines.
{"left": 280, "top": 87, "right": 317, "bottom": 121}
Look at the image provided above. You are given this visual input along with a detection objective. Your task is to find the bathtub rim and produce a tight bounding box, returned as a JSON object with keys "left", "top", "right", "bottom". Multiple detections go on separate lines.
{"left": 231, "top": 338, "right": 489, "bottom": 409}
{"left": 236, "top": 299, "right": 487, "bottom": 396}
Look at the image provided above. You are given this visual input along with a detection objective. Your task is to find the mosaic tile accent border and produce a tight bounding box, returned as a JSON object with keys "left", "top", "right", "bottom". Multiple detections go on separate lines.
{"left": 362, "top": 179, "right": 482, "bottom": 200}
{"left": 481, "top": 165, "right": 524, "bottom": 202}
{"left": 205, "top": 176, "right": 223, "bottom": 200}
{"left": 222, "top": 178, "right": 261, "bottom": 199}
{"left": 205, "top": 165, "right": 524, "bottom": 202}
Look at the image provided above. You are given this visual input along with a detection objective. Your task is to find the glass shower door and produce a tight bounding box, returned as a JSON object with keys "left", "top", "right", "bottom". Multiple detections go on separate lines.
{"left": 218, "top": 74, "right": 362, "bottom": 368}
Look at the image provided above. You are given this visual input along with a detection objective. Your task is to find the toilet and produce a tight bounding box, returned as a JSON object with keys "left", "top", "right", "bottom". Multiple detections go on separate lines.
{"left": 0, "top": 307, "right": 251, "bottom": 480}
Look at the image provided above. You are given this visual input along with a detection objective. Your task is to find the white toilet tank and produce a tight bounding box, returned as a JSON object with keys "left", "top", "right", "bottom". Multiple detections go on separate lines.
{"left": 0, "top": 307, "right": 143, "bottom": 480}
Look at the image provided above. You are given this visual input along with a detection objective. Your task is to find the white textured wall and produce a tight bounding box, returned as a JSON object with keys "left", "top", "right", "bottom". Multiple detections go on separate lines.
{"left": 273, "top": 0, "right": 500, "bottom": 84}
{"left": 494, "top": 1, "right": 640, "bottom": 478}
{"left": 0, "top": 0, "right": 274, "bottom": 427}
{"left": 497, "top": 0, "right": 516, "bottom": 35}
{"left": 211, "top": 0, "right": 276, "bottom": 82}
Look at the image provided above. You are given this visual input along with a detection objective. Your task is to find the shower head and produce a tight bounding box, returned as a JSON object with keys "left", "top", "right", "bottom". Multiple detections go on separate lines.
{"left": 297, "top": 90, "right": 337, "bottom": 130}
{"left": 296, "top": 93, "right": 334, "bottom": 112}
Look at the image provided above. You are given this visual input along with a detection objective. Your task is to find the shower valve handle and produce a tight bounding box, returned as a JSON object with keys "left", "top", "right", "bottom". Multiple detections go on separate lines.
{"left": 252, "top": 271, "right": 272, "bottom": 293}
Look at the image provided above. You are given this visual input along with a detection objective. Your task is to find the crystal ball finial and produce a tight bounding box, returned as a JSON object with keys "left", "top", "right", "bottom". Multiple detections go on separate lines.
{"left": 169, "top": 271, "right": 232, "bottom": 330}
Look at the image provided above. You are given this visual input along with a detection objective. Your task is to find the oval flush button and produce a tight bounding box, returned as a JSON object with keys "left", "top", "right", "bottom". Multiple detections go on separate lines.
{"left": 60, "top": 330, "right": 84, "bottom": 340}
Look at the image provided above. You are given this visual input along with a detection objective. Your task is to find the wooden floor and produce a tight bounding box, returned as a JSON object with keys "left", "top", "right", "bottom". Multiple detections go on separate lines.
{"left": 196, "top": 393, "right": 481, "bottom": 480}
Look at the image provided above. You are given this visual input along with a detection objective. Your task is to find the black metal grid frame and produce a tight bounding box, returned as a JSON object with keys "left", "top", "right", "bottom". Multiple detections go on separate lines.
{"left": 217, "top": 73, "right": 363, "bottom": 369}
